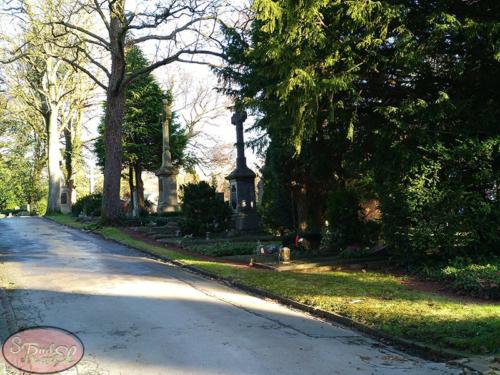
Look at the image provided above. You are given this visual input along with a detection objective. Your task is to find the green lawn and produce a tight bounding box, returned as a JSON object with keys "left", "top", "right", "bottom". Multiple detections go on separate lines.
{"left": 46, "top": 214, "right": 89, "bottom": 229}
{"left": 47, "top": 215, "right": 500, "bottom": 355}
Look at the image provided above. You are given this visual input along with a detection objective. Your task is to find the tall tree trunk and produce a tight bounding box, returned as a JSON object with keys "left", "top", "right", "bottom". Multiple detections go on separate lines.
{"left": 128, "top": 164, "right": 135, "bottom": 216}
{"left": 134, "top": 163, "right": 145, "bottom": 212}
{"left": 63, "top": 126, "right": 74, "bottom": 210}
{"left": 101, "top": 88, "right": 125, "bottom": 222}
{"left": 29, "top": 134, "right": 45, "bottom": 215}
{"left": 101, "top": 0, "right": 126, "bottom": 223}
{"left": 46, "top": 108, "right": 62, "bottom": 214}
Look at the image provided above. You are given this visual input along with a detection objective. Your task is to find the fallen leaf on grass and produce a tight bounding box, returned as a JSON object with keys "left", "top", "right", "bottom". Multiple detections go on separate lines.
{"left": 382, "top": 354, "right": 407, "bottom": 362}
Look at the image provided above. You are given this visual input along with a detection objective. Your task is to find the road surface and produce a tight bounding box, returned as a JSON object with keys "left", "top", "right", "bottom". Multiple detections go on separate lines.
{"left": 0, "top": 217, "right": 460, "bottom": 375}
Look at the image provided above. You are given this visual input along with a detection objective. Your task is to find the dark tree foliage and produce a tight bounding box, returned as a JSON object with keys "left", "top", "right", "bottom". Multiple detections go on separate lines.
{"left": 219, "top": 1, "right": 392, "bottom": 234}
{"left": 258, "top": 140, "right": 294, "bottom": 234}
{"left": 179, "top": 181, "right": 232, "bottom": 236}
{"left": 325, "top": 187, "right": 362, "bottom": 250}
{"left": 219, "top": 0, "right": 499, "bottom": 262}
{"left": 370, "top": 1, "right": 500, "bottom": 263}
{"left": 71, "top": 193, "right": 102, "bottom": 217}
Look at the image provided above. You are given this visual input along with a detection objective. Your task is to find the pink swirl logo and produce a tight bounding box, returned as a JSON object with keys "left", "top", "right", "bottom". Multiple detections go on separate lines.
{"left": 1, "top": 327, "right": 84, "bottom": 374}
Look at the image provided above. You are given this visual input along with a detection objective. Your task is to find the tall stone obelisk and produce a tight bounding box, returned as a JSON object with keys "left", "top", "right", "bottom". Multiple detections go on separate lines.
{"left": 156, "top": 99, "right": 179, "bottom": 213}
{"left": 225, "top": 111, "right": 260, "bottom": 231}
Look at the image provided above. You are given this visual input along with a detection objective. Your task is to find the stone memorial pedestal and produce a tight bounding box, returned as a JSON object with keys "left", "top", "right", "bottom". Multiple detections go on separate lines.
{"left": 226, "top": 111, "right": 260, "bottom": 231}
{"left": 156, "top": 98, "right": 179, "bottom": 213}
{"left": 157, "top": 167, "right": 179, "bottom": 213}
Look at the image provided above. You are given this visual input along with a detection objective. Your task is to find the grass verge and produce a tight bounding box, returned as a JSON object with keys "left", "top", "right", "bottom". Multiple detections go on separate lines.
{"left": 45, "top": 214, "right": 89, "bottom": 229}
{"left": 47, "top": 215, "right": 500, "bottom": 356}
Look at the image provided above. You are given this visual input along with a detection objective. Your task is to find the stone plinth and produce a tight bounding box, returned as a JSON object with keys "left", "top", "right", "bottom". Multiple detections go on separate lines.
{"left": 156, "top": 167, "right": 179, "bottom": 213}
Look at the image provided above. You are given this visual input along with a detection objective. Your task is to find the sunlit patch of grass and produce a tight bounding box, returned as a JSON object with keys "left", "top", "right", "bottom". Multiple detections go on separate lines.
{"left": 49, "top": 215, "right": 500, "bottom": 355}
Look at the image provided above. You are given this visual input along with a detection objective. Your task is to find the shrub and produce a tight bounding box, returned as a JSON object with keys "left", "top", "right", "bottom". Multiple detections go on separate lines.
{"left": 71, "top": 193, "right": 102, "bottom": 217}
{"left": 377, "top": 139, "right": 499, "bottom": 264}
{"left": 1, "top": 209, "right": 21, "bottom": 215}
{"left": 419, "top": 257, "right": 500, "bottom": 299}
{"left": 324, "top": 186, "right": 381, "bottom": 252}
{"left": 441, "top": 258, "right": 500, "bottom": 299}
{"left": 179, "top": 181, "right": 231, "bottom": 236}
{"left": 339, "top": 246, "right": 372, "bottom": 259}
{"left": 188, "top": 242, "right": 256, "bottom": 257}
{"left": 32, "top": 197, "right": 47, "bottom": 216}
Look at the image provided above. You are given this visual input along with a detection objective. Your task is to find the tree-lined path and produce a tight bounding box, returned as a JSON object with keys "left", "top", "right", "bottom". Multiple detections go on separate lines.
{"left": 0, "top": 218, "right": 458, "bottom": 374}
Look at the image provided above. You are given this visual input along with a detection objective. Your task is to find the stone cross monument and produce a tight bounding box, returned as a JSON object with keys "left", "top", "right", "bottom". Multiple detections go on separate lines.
{"left": 156, "top": 99, "right": 179, "bottom": 213}
{"left": 225, "top": 111, "right": 259, "bottom": 231}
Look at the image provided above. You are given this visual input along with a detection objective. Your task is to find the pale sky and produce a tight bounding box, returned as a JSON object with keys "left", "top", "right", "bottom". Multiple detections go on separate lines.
{"left": 81, "top": 61, "right": 263, "bottom": 179}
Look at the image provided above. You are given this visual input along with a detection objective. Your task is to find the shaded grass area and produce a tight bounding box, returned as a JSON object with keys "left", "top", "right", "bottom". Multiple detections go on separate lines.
{"left": 47, "top": 215, "right": 500, "bottom": 355}
{"left": 187, "top": 242, "right": 257, "bottom": 257}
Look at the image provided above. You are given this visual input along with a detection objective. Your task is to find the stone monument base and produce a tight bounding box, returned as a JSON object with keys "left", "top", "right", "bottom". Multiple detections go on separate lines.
{"left": 232, "top": 212, "right": 260, "bottom": 232}
{"left": 157, "top": 172, "right": 179, "bottom": 213}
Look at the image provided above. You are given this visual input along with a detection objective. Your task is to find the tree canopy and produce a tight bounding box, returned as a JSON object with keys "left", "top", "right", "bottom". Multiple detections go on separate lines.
{"left": 95, "top": 45, "right": 191, "bottom": 212}
{"left": 96, "top": 46, "right": 190, "bottom": 173}
{"left": 220, "top": 0, "right": 500, "bottom": 263}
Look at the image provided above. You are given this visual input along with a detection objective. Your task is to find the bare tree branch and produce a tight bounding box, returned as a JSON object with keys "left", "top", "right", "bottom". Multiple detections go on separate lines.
{"left": 125, "top": 49, "right": 224, "bottom": 86}
{"left": 52, "top": 20, "right": 110, "bottom": 47}
{"left": 55, "top": 54, "right": 107, "bottom": 90}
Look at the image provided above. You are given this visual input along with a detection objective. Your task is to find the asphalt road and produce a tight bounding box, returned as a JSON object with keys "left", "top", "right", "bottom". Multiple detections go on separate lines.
{"left": 0, "top": 217, "right": 460, "bottom": 375}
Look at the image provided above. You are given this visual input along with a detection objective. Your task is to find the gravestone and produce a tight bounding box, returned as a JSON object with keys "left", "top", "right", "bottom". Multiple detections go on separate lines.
{"left": 225, "top": 111, "right": 260, "bottom": 231}
{"left": 156, "top": 98, "right": 179, "bottom": 213}
{"left": 60, "top": 186, "right": 75, "bottom": 214}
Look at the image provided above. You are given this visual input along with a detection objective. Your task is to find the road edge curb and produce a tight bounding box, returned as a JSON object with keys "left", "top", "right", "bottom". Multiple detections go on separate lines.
{"left": 44, "top": 217, "right": 473, "bottom": 372}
